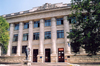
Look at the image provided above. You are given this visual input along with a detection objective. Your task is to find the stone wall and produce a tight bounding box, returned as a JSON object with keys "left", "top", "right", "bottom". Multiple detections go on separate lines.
{"left": 0, "top": 56, "right": 25, "bottom": 63}
{"left": 67, "top": 54, "right": 100, "bottom": 63}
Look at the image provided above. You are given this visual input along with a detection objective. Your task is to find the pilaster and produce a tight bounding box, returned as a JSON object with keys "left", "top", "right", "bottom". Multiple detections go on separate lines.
{"left": 51, "top": 17, "right": 57, "bottom": 62}
{"left": 37, "top": 19, "right": 44, "bottom": 63}
{"left": 17, "top": 22, "right": 23, "bottom": 56}
{"left": 28, "top": 21, "right": 33, "bottom": 61}
{"left": 7, "top": 23, "right": 14, "bottom": 56}
{"left": 63, "top": 16, "right": 71, "bottom": 56}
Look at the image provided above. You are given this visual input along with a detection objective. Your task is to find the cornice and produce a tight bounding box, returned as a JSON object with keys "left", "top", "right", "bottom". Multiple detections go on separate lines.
{"left": 1, "top": 3, "right": 71, "bottom": 19}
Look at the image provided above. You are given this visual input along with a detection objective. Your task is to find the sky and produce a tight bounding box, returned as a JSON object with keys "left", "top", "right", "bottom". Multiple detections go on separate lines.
{"left": 0, "top": 0, "right": 71, "bottom": 15}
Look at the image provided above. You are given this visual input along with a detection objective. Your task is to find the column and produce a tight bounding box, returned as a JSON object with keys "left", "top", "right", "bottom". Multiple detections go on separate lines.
{"left": 7, "top": 23, "right": 14, "bottom": 56}
{"left": 63, "top": 16, "right": 71, "bottom": 55}
{"left": 17, "top": 22, "right": 23, "bottom": 56}
{"left": 37, "top": 19, "right": 44, "bottom": 63}
{"left": 28, "top": 21, "right": 33, "bottom": 61}
{"left": 51, "top": 17, "right": 57, "bottom": 62}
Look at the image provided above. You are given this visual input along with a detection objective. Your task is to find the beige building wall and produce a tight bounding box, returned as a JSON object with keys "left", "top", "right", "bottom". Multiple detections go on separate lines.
{"left": 1, "top": 3, "right": 99, "bottom": 63}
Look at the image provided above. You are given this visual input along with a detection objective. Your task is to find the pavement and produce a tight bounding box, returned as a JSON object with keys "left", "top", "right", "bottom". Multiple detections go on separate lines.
{"left": 0, "top": 63, "right": 100, "bottom": 66}
{"left": 0, "top": 63, "right": 80, "bottom": 66}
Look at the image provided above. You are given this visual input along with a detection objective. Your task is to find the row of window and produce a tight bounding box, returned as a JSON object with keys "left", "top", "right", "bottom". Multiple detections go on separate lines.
{"left": 14, "top": 18, "right": 64, "bottom": 30}
{"left": 12, "top": 46, "right": 27, "bottom": 54}
{"left": 13, "top": 30, "right": 64, "bottom": 41}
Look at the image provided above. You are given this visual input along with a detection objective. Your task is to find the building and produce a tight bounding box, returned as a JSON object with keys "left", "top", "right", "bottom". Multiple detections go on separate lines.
{"left": 0, "top": 3, "right": 100, "bottom": 63}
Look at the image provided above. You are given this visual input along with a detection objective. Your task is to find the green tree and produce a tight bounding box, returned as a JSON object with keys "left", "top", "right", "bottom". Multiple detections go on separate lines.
{"left": 0, "top": 16, "right": 9, "bottom": 53}
{"left": 67, "top": 0, "right": 100, "bottom": 55}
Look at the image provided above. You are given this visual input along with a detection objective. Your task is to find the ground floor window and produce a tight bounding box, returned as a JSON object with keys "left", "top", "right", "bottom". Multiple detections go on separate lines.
{"left": 12, "top": 46, "right": 17, "bottom": 54}
{"left": 22, "top": 46, "right": 27, "bottom": 53}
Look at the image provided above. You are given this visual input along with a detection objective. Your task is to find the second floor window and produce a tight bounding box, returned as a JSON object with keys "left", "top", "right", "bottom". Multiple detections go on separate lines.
{"left": 57, "top": 30, "right": 64, "bottom": 38}
{"left": 34, "top": 21, "right": 40, "bottom": 28}
{"left": 12, "top": 46, "right": 17, "bottom": 54}
{"left": 14, "top": 24, "right": 19, "bottom": 30}
{"left": 57, "top": 18, "right": 63, "bottom": 25}
{"left": 13, "top": 34, "right": 18, "bottom": 41}
{"left": 45, "top": 31, "right": 51, "bottom": 39}
{"left": 33, "top": 32, "right": 39, "bottom": 40}
{"left": 45, "top": 20, "right": 51, "bottom": 26}
{"left": 24, "top": 23, "right": 29, "bottom": 29}
{"left": 22, "top": 46, "right": 27, "bottom": 53}
{"left": 23, "top": 33, "right": 28, "bottom": 41}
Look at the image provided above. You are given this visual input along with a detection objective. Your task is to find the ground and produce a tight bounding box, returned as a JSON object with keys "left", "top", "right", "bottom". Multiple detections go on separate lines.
{"left": 0, "top": 63, "right": 100, "bottom": 66}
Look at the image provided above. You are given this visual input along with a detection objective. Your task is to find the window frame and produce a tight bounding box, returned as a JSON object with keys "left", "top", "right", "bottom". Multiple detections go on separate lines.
{"left": 12, "top": 46, "right": 17, "bottom": 54}
{"left": 45, "top": 20, "right": 51, "bottom": 27}
{"left": 13, "top": 34, "right": 18, "bottom": 41}
{"left": 23, "top": 33, "right": 28, "bottom": 41}
{"left": 22, "top": 45, "right": 27, "bottom": 53}
{"left": 57, "top": 30, "right": 64, "bottom": 38}
{"left": 14, "top": 24, "right": 19, "bottom": 30}
{"left": 45, "top": 31, "right": 51, "bottom": 39}
{"left": 34, "top": 21, "right": 40, "bottom": 28}
{"left": 33, "top": 32, "right": 39, "bottom": 40}
{"left": 56, "top": 18, "right": 63, "bottom": 25}
{"left": 24, "top": 22, "right": 29, "bottom": 29}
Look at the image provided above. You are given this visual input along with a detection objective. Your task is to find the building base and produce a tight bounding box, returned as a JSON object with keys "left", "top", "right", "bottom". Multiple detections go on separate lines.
{"left": 51, "top": 54, "right": 57, "bottom": 63}
{"left": 37, "top": 54, "right": 44, "bottom": 63}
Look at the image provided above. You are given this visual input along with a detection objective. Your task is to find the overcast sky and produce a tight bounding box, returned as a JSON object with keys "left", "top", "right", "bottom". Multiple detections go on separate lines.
{"left": 0, "top": 0, "right": 71, "bottom": 15}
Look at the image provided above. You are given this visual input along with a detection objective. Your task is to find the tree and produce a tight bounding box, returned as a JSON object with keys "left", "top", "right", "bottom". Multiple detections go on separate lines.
{"left": 67, "top": 0, "right": 100, "bottom": 55}
{"left": 0, "top": 16, "right": 9, "bottom": 53}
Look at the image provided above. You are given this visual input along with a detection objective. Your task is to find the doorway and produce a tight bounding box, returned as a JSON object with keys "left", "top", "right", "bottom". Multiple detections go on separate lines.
{"left": 33, "top": 49, "right": 38, "bottom": 62}
{"left": 45, "top": 49, "right": 51, "bottom": 62}
{"left": 58, "top": 48, "right": 64, "bottom": 62}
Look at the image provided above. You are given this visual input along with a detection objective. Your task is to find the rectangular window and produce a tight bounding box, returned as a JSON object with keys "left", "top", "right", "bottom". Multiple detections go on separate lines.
{"left": 33, "top": 32, "right": 39, "bottom": 40}
{"left": 13, "top": 34, "right": 18, "bottom": 41}
{"left": 14, "top": 24, "right": 19, "bottom": 30}
{"left": 24, "top": 23, "right": 29, "bottom": 29}
{"left": 12, "top": 46, "right": 17, "bottom": 54}
{"left": 45, "top": 20, "right": 51, "bottom": 26}
{"left": 22, "top": 46, "right": 27, "bottom": 53}
{"left": 57, "top": 30, "right": 64, "bottom": 38}
{"left": 45, "top": 31, "right": 51, "bottom": 39}
{"left": 23, "top": 33, "right": 28, "bottom": 41}
{"left": 69, "top": 17, "right": 76, "bottom": 24}
{"left": 34, "top": 21, "right": 40, "bottom": 28}
{"left": 56, "top": 18, "right": 63, "bottom": 25}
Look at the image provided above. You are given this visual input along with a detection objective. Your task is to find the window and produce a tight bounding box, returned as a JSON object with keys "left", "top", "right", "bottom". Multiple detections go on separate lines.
{"left": 69, "top": 17, "right": 76, "bottom": 24}
{"left": 12, "top": 46, "right": 17, "bottom": 54}
{"left": 23, "top": 33, "right": 28, "bottom": 41}
{"left": 24, "top": 23, "right": 29, "bottom": 29}
{"left": 56, "top": 18, "right": 63, "bottom": 25}
{"left": 45, "top": 31, "right": 51, "bottom": 39}
{"left": 45, "top": 20, "right": 51, "bottom": 26}
{"left": 13, "top": 34, "right": 18, "bottom": 41}
{"left": 57, "top": 30, "right": 64, "bottom": 38}
{"left": 14, "top": 24, "right": 19, "bottom": 30}
{"left": 22, "top": 46, "right": 27, "bottom": 53}
{"left": 33, "top": 32, "right": 39, "bottom": 40}
{"left": 34, "top": 21, "right": 40, "bottom": 28}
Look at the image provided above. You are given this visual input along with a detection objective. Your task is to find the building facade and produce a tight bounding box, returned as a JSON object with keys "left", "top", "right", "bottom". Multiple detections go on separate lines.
{"left": 0, "top": 3, "right": 100, "bottom": 63}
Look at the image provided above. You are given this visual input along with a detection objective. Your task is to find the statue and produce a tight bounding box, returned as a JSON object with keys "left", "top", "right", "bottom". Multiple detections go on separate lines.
{"left": 25, "top": 47, "right": 30, "bottom": 60}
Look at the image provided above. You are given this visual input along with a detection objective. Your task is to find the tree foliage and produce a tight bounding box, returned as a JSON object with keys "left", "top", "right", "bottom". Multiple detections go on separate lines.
{"left": 0, "top": 16, "right": 9, "bottom": 53}
{"left": 68, "top": 0, "right": 100, "bottom": 55}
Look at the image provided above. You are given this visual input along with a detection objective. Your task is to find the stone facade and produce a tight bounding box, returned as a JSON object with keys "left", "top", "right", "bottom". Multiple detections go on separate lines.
{"left": 0, "top": 2, "right": 100, "bottom": 64}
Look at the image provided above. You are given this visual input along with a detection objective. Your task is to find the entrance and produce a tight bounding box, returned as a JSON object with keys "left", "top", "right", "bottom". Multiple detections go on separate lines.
{"left": 33, "top": 49, "right": 38, "bottom": 62}
{"left": 58, "top": 48, "right": 64, "bottom": 62}
{"left": 45, "top": 49, "right": 51, "bottom": 62}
